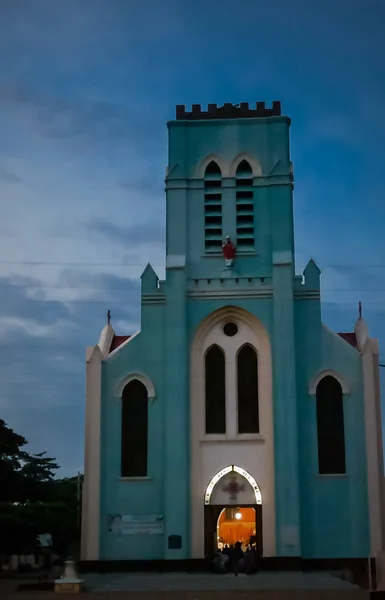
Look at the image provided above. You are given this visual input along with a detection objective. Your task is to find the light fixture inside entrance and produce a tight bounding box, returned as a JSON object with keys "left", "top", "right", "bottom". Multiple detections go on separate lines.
{"left": 235, "top": 511, "right": 242, "bottom": 520}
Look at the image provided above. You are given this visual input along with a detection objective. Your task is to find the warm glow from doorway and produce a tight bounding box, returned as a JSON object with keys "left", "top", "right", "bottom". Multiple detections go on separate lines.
{"left": 217, "top": 507, "right": 256, "bottom": 549}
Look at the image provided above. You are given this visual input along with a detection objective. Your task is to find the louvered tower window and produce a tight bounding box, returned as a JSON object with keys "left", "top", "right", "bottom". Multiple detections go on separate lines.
{"left": 204, "top": 161, "right": 222, "bottom": 252}
{"left": 236, "top": 160, "right": 254, "bottom": 250}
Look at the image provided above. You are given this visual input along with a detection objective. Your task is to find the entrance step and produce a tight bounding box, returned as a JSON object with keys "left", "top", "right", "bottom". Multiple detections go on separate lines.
{"left": 85, "top": 571, "right": 369, "bottom": 596}
{"left": 88, "top": 591, "right": 369, "bottom": 599}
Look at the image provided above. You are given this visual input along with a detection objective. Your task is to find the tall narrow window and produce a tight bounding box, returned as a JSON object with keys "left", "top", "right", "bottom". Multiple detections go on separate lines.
{"left": 121, "top": 379, "right": 148, "bottom": 477}
{"left": 204, "top": 161, "right": 222, "bottom": 252}
{"left": 237, "top": 344, "right": 259, "bottom": 433}
{"left": 316, "top": 376, "right": 346, "bottom": 475}
{"left": 205, "top": 345, "right": 226, "bottom": 434}
{"left": 236, "top": 160, "right": 254, "bottom": 250}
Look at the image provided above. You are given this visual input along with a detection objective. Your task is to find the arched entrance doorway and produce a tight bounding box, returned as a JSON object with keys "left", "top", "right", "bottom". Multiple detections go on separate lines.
{"left": 204, "top": 465, "right": 263, "bottom": 560}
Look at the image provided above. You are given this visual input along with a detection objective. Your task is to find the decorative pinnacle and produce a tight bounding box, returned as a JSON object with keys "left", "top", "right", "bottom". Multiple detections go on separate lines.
{"left": 107, "top": 309, "right": 111, "bottom": 325}
{"left": 358, "top": 301, "right": 362, "bottom": 319}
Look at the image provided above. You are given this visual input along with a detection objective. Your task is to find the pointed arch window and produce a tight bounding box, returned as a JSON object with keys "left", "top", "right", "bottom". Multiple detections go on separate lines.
{"left": 205, "top": 345, "right": 226, "bottom": 433}
{"left": 237, "top": 344, "right": 259, "bottom": 433}
{"left": 236, "top": 160, "right": 254, "bottom": 251}
{"left": 316, "top": 376, "right": 346, "bottom": 475}
{"left": 121, "top": 379, "right": 148, "bottom": 477}
{"left": 204, "top": 161, "right": 222, "bottom": 252}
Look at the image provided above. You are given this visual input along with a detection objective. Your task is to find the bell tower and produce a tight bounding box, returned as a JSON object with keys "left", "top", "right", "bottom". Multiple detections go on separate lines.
{"left": 164, "top": 102, "right": 301, "bottom": 558}
{"left": 165, "top": 101, "right": 294, "bottom": 280}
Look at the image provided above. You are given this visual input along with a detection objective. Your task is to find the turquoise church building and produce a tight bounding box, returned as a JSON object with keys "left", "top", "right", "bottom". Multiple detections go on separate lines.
{"left": 81, "top": 102, "right": 385, "bottom": 564}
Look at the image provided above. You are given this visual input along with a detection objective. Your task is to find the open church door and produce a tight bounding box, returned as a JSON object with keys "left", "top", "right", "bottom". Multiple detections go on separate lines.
{"left": 204, "top": 505, "right": 223, "bottom": 561}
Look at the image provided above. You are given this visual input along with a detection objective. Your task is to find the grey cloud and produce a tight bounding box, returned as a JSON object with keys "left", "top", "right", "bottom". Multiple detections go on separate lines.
{"left": 118, "top": 175, "right": 164, "bottom": 195}
{"left": 0, "top": 269, "right": 141, "bottom": 475}
{"left": 0, "top": 164, "right": 21, "bottom": 183}
{"left": 0, "top": 84, "right": 164, "bottom": 146}
{"left": 0, "top": 274, "right": 70, "bottom": 326}
{"left": 324, "top": 265, "right": 385, "bottom": 294}
{"left": 86, "top": 218, "right": 165, "bottom": 249}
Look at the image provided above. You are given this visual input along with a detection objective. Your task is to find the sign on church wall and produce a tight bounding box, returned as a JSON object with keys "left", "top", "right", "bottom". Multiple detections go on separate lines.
{"left": 108, "top": 514, "right": 164, "bottom": 535}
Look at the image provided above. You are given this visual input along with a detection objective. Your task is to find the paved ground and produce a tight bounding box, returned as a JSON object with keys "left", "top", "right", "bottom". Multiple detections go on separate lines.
{"left": 0, "top": 572, "right": 370, "bottom": 600}
{"left": 84, "top": 571, "right": 360, "bottom": 592}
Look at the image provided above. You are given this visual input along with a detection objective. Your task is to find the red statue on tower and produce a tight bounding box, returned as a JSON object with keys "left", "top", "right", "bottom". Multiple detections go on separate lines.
{"left": 222, "top": 234, "right": 236, "bottom": 267}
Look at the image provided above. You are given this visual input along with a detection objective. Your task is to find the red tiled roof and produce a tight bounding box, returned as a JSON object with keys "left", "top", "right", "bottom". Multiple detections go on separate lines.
{"left": 338, "top": 332, "right": 358, "bottom": 349}
{"left": 109, "top": 335, "right": 131, "bottom": 353}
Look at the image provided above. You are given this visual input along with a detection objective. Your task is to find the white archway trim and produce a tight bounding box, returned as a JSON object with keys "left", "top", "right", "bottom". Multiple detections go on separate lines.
{"left": 190, "top": 305, "right": 275, "bottom": 557}
{"left": 204, "top": 465, "right": 262, "bottom": 505}
{"left": 192, "top": 306, "right": 270, "bottom": 349}
{"left": 309, "top": 369, "right": 350, "bottom": 396}
{"left": 229, "top": 153, "right": 262, "bottom": 177}
{"left": 116, "top": 372, "right": 156, "bottom": 402}
{"left": 195, "top": 153, "right": 227, "bottom": 178}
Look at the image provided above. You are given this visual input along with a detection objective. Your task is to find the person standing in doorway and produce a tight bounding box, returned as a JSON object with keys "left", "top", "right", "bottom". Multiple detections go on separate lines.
{"left": 231, "top": 541, "right": 244, "bottom": 576}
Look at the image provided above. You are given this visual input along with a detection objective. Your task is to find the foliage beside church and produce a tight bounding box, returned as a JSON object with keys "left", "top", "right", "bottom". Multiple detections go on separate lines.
{"left": 0, "top": 418, "right": 82, "bottom": 560}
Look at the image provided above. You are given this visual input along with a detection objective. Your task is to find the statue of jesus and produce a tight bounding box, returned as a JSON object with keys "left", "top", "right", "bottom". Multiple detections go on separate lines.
{"left": 222, "top": 234, "right": 236, "bottom": 267}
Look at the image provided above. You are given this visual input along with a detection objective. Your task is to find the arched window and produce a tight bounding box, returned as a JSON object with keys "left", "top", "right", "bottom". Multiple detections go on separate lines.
{"left": 235, "top": 160, "right": 254, "bottom": 251}
{"left": 316, "top": 376, "right": 346, "bottom": 475}
{"left": 237, "top": 344, "right": 259, "bottom": 433}
{"left": 204, "top": 162, "right": 222, "bottom": 252}
{"left": 121, "top": 379, "right": 148, "bottom": 477}
{"left": 205, "top": 345, "right": 226, "bottom": 434}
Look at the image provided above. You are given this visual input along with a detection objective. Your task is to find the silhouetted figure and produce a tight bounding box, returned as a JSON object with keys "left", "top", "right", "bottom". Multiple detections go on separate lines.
{"left": 231, "top": 541, "right": 244, "bottom": 576}
{"left": 222, "top": 544, "right": 230, "bottom": 556}
{"left": 244, "top": 546, "right": 254, "bottom": 575}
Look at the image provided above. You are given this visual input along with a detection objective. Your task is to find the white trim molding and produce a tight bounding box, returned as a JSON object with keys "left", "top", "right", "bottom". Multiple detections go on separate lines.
{"left": 195, "top": 153, "right": 227, "bottom": 178}
{"left": 81, "top": 344, "right": 103, "bottom": 561}
{"left": 362, "top": 337, "right": 385, "bottom": 554}
{"left": 190, "top": 305, "right": 275, "bottom": 557}
{"left": 166, "top": 254, "right": 186, "bottom": 269}
{"left": 204, "top": 465, "right": 262, "bottom": 506}
{"left": 309, "top": 369, "right": 350, "bottom": 395}
{"left": 98, "top": 324, "right": 115, "bottom": 358}
{"left": 116, "top": 372, "right": 156, "bottom": 401}
{"left": 229, "top": 153, "right": 262, "bottom": 177}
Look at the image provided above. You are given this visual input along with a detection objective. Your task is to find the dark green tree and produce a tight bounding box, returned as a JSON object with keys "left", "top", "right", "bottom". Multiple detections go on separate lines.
{"left": 0, "top": 418, "right": 81, "bottom": 559}
{"left": 0, "top": 419, "right": 29, "bottom": 502}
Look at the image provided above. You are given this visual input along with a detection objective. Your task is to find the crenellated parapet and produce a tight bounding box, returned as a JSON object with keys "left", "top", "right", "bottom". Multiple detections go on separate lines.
{"left": 176, "top": 101, "right": 282, "bottom": 121}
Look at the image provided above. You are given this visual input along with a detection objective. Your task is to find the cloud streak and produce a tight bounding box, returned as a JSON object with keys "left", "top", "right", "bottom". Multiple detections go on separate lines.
{"left": 0, "top": 269, "right": 140, "bottom": 475}
{"left": 86, "top": 218, "right": 165, "bottom": 249}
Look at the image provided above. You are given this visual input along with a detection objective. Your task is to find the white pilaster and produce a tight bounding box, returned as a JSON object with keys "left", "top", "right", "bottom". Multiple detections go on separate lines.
{"left": 81, "top": 345, "right": 103, "bottom": 561}
{"left": 362, "top": 337, "right": 385, "bottom": 555}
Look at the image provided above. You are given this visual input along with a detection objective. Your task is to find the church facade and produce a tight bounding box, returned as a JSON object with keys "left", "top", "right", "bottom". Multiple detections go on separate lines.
{"left": 81, "top": 102, "right": 385, "bottom": 563}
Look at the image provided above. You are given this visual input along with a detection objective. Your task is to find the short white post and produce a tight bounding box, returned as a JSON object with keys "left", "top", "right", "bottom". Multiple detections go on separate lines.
{"left": 55, "top": 559, "right": 84, "bottom": 594}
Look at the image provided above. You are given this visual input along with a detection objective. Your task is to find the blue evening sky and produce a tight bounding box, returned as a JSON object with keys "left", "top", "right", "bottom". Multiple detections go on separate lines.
{"left": 0, "top": 0, "right": 385, "bottom": 475}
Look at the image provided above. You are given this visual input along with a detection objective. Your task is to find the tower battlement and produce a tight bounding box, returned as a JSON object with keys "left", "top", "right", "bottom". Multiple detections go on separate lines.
{"left": 175, "top": 101, "right": 281, "bottom": 121}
